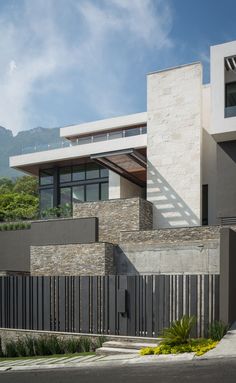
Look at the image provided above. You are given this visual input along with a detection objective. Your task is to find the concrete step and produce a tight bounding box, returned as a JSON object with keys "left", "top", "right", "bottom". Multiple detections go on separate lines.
{"left": 96, "top": 339, "right": 160, "bottom": 356}
{"left": 102, "top": 341, "right": 158, "bottom": 350}
{"left": 103, "top": 336, "right": 159, "bottom": 344}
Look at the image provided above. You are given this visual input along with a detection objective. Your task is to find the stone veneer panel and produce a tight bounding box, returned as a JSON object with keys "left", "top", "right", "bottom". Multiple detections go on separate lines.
{"left": 30, "top": 243, "right": 114, "bottom": 276}
{"left": 147, "top": 63, "right": 202, "bottom": 228}
{"left": 120, "top": 225, "right": 222, "bottom": 243}
{"left": 73, "top": 197, "right": 153, "bottom": 244}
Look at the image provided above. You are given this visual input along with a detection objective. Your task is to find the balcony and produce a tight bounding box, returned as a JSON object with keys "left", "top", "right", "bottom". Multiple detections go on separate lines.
{"left": 20, "top": 125, "right": 147, "bottom": 155}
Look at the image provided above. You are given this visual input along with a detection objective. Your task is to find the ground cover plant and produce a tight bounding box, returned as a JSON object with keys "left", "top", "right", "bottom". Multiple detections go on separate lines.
{"left": 0, "top": 335, "right": 105, "bottom": 358}
{"left": 140, "top": 316, "right": 227, "bottom": 357}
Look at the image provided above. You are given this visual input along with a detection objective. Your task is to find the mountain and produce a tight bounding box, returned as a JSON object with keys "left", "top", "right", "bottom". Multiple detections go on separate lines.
{"left": 0, "top": 126, "right": 60, "bottom": 178}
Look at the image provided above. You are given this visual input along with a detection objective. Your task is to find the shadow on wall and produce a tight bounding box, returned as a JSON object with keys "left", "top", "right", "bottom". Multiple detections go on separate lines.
{"left": 147, "top": 162, "right": 200, "bottom": 228}
{"left": 114, "top": 246, "right": 139, "bottom": 275}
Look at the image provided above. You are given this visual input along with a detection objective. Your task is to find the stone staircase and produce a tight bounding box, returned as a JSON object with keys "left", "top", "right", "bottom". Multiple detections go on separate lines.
{"left": 96, "top": 337, "right": 161, "bottom": 356}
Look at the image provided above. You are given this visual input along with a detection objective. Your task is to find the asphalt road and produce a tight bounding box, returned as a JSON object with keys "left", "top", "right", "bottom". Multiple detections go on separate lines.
{"left": 1, "top": 358, "right": 236, "bottom": 383}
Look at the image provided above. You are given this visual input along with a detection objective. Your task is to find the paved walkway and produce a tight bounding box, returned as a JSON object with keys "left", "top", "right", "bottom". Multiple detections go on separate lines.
{"left": 0, "top": 353, "right": 197, "bottom": 371}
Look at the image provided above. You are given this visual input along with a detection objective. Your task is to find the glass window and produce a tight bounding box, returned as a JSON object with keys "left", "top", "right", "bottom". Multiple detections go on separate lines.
{"left": 60, "top": 187, "right": 71, "bottom": 207}
{"left": 73, "top": 165, "right": 85, "bottom": 181}
{"left": 141, "top": 126, "right": 147, "bottom": 134}
{"left": 86, "top": 184, "right": 99, "bottom": 201}
{"left": 108, "top": 131, "right": 123, "bottom": 140}
{"left": 125, "top": 127, "right": 140, "bottom": 137}
{"left": 86, "top": 163, "right": 100, "bottom": 179}
{"left": 40, "top": 189, "right": 54, "bottom": 211}
{"left": 40, "top": 169, "right": 54, "bottom": 186}
{"left": 59, "top": 167, "right": 71, "bottom": 183}
{"left": 100, "top": 167, "right": 109, "bottom": 178}
{"left": 225, "top": 82, "right": 236, "bottom": 118}
{"left": 78, "top": 136, "right": 92, "bottom": 145}
{"left": 101, "top": 183, "right": 108, "bottom": 200}
{"left": 226, "top": 82, "right": 236, "bottom": 107}
{"left": 93, "top": 134, "right": 107, "bottom": 143}
{"left": 72, "top": 185, "right": 85, "bottom": 203}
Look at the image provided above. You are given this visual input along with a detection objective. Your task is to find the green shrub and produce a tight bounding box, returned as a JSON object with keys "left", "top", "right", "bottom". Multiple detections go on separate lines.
{"left": 24, "top": 336, "right": 35, "bottom": 356}
{"left": 64, "top": 338, "right": 82, "bottom": 354}
{"left": 140, "top": 339, "right": 218, "bottom": 357}
{"left": 34, "top": 336, "right": 52, "bottom": 356}
{"left": 161, "top": 316, "right": 196, "bottom": 345}
{"left": 80, "top": 337, "right": 92, "bottom": 352}
{"left": 15, "top": 339, "right": 27, "bottom": 357}
{"left": 46, "top": 336, "right": 63, "bottom": 355}
{"left": 92, "top": 336, "right": 107, "bottom": 350}
{"left": 208, "top": 321, "right": 229, "bottom": 341}
{"left": 5, "top": 341, "right": 18, "bottom": 357}
{"left": 0, "top": 337, "right": 4, "bottom": 357}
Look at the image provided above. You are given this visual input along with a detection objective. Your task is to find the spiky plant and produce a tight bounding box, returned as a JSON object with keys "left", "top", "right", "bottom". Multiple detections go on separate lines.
{"left": 161, "top": 315, "right": 196, "bottom": 345}
{"left": 208, "top": 321, "right": 229, "bottom": 341}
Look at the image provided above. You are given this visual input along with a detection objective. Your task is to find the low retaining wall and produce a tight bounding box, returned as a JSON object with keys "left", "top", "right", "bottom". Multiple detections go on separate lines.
{"left": 31, "top": 242, "right": 114, "bottom": 276}
{"left": 0, "top": 217, "right": 98, "bottom": 273}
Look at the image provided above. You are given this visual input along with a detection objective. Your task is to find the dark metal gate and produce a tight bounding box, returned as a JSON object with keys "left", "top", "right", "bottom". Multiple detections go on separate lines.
{"left": 0, "top": 275, "right": 219, "bottom": 337}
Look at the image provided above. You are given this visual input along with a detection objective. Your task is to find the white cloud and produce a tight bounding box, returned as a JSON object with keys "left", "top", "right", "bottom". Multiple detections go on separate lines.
{"left": 0, "top": 0, "right": 173, "bottom": 134}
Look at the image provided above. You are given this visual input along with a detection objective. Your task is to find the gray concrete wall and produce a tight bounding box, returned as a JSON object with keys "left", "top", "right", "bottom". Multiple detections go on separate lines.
{"left": 0, "top": 229, "right": 30, "bottom": 272}
{"left": 31, "top": 217, "right": 98, "bottom": 245}
{"left": 31, "top": 242, "right": 114, "bottom": 276}
{"left": 117, "top": 225, "right": 221, "bottom": 275}
{"left": 220, "top": 227, "right": 236, "bottom": 325}
{"left": 73, "top": 198, "right": 153, "bottom": 244}
{"left": 217, "top": 141, "right": 236, "bottom": 220}
{"left": 115, "top": 240, "right": 220, "bottom": 275}
{"left": 0, "top": 217, "right": 98, "bottom": 273}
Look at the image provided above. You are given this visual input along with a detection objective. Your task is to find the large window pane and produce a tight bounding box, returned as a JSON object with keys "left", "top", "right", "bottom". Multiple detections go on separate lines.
{"left": 86, "top": 184, "right": 99, "bottom": 201}
{"left": 73, "top": 165, "right": 85, "bottom": 181}
{"left": 40, "top": 189, "right": 53, "bottom": 211}
{"left": 101, "top": 183, "right": 108, "bottom": 200}
{"left": 60, "top": 187, "right": 71, "bottom": 206}
{"left": 40, "top": 169, "right": 54, "bottom": 186}
{"left": 59, "top": 167, "right": 71, "bottom": 183}
{"left": 72, "top": 185, "right": 85, "bottom": 203}
{"left": 86, "top": 163, "right": 99, "bottom": 179}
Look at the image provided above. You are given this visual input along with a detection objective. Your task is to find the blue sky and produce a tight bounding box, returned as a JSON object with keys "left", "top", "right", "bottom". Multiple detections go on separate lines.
{"left": 0, "top": 0, "right": 236, "bottom": 135}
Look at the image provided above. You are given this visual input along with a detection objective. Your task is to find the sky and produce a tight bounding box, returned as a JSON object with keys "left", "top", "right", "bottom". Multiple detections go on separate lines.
{"left": 0, "top": 0, "right": 236, "bottom": 135}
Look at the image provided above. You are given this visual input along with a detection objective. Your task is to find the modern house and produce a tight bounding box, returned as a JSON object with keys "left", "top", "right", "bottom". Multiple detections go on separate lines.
{"left": 2, "top": 39, "right": 236, "bottom": 277}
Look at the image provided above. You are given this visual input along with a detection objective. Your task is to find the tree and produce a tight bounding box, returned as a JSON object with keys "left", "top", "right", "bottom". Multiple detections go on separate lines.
{"left": 13, "top": 176, "right": 38, "bottom": 196}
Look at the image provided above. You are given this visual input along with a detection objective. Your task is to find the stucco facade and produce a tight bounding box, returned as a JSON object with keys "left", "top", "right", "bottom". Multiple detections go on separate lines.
{"left": 9, "top": 39, "right": 236, "bottom": 230}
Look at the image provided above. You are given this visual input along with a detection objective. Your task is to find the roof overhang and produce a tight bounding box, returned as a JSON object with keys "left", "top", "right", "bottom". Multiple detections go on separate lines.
{"left": 91, "top": 148, "right": 146, "bottom": 186}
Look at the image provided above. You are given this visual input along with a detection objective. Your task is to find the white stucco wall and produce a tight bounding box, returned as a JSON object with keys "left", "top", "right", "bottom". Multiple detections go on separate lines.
{"left": 201, "top": 85, "right": 218, "bottom": 225}
{"left": 108, "top": 171, "right": 143, "bottom": 199}
{"left": 147, "top": 63, "right": 202, "bottom": 228}
{"left": 211, "top": 40, "right": 236, "bottom": 141}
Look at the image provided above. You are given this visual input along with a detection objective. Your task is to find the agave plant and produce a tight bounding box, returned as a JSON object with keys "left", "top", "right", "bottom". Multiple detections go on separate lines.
{"left": 161, "top": 315, "right": 196, "bottom": 345}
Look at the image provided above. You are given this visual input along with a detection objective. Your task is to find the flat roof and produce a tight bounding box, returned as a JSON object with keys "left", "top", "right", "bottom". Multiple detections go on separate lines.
{"left": 60, "top": 112, "right": 147, "bottom": 139}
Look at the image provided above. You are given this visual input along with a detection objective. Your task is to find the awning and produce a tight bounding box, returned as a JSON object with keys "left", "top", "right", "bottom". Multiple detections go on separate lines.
{"left": 91, "top": 148, "right": 146, "bottom": 186}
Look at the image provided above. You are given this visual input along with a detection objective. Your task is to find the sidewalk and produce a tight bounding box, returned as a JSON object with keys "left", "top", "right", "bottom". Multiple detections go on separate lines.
{"left": 0, "top": 352, "right": 197, "bottom": 371}
{"left": 200, "top": 322, "right": 236, "bottom": 360}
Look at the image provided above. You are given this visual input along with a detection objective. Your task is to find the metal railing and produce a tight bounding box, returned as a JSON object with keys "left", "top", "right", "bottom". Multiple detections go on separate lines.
{"left": 19, "top": 126, "right": 147, "bottom": 155}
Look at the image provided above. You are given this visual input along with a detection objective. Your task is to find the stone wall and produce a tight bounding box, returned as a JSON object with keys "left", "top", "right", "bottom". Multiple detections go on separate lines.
{"left": 147, "top": 63, "right": 202, "bottom": 228}
{"left": 120, "top": 225, "right": 221, "bottom": 243}
{"left": 31, "top": 243, "right": 114, "bottom": 276}
{"left": 73, "top": 197, "right": 153, "bottom": 244}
